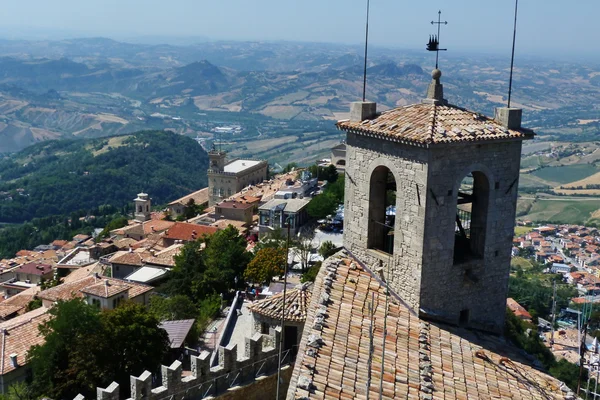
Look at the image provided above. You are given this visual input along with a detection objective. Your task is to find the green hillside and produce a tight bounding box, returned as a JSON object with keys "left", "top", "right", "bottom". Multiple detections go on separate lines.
{"left": 0, "top": 130, "right": 208, "bottom": 223}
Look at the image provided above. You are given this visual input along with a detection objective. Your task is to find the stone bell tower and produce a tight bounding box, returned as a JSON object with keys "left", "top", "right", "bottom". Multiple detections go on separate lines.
{"left": 133, "top": 192, "right": 151, "bottom": 222}
{"left": 338, "top": 69, "right": 533, "bottom": 333}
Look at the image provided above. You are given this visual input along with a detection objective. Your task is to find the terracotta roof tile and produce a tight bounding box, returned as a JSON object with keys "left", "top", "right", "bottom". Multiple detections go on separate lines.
{"left": 81, "top": 281, "right": 129, "bottom": 298}
{"left": 168, "top": 187, "right": 210, "bottom": 207}
{"left": 14, "top": 262, "right": 53, "bottom": 276}
{"left": 288, "top": 251, "right": 572, "bottom": 399}
{"left": 38, "top": 275, "right": 152, "bottom": 302}
{"left": 0, "top": 308, "right": 50, "bottom": 376}
{"left": 163, "top": 222, "right": 218, "bottom": 241}
{"left": 337, "top": 103, "right": 534, "bottom": 146}
{"left": 248, "top": 283, "right": 312, "bottom": 323}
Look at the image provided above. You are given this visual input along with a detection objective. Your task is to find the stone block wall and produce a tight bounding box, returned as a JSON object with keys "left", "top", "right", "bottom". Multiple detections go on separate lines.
{"left": 78, "top": 328, "right": 285, "bottom": 400}
{"left": 343, "top": 129, "right": 522, "bottom": 332}
{"left": 420, "top": 141, "right": 522, "bottom": 332}
{"left": 343, "top": 131, "right": 429, "bottom": 312}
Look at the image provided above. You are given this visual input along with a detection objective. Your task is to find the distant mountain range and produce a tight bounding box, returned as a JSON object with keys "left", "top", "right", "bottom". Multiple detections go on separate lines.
{"left": 0, "top": 37, "right": 596, "bottom": 154}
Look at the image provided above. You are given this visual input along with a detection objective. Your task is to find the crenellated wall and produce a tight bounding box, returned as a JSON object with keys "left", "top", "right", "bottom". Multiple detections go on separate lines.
{"left": 81, "top": 327, "right": 291, "bottom": 400}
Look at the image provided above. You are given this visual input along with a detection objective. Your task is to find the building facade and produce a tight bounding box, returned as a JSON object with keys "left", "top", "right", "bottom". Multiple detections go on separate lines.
{"left": 207, "top": 150, "right": 268, "bottom": 206}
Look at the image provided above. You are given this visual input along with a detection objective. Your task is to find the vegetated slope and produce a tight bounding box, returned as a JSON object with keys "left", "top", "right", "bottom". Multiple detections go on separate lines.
{"left": 0, "top": 130, "right": 208, "bottom": 223}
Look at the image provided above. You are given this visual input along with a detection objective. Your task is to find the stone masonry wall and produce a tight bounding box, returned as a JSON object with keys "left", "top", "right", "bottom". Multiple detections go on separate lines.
{"left": 420, "top": 140, "right": 523, "bottom": 332}
{"left": 343, "top": 129, "right": 523, "bottom": 332}
{"left": 85, "top": 328, "right": 286, "bottom": 400}
{"left": 343, "top": 131, "right": 429, "bottom": 312}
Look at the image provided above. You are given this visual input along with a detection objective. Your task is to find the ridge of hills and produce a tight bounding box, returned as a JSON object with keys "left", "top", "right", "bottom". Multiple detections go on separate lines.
{"left": 0, "top": 130, "right": 208, "bottom": 223}
{"left": 0, "top": 38, "right": 596, "bottom": 168}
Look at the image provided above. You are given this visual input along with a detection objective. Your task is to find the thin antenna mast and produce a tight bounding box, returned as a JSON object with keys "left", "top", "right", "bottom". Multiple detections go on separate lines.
{"left": 507, "top": 0, "right": 519, "bottom": 108}
{"left": 362, "top": 0, "right": 370, "bottom": 102}
{"left": 550, "top": 280, "right": 557, "bottom": 348}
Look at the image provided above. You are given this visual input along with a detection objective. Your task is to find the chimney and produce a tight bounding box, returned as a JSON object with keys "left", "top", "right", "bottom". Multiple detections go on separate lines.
{"left": 94, "top": 272, "right": 100, "bottom": 279}
{"left": 9, "top": 353, "right": 18, "bottom": 368}
{"left": 494, "top": 107, "right": 522, "bottom": 130}
{"left": 104, "top": 279, "right": 110, "bottom": 287}
{"left": 349, "top": 101, "right": 377, "bottom": 122}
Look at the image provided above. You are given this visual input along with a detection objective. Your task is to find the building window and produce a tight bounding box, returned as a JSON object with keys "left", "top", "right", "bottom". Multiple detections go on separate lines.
{"left": 454, "top": 171, "right": 490, "bottom": 264}
{"left": 261, "top": 322, "right": 269, "bottom": 334}
{"left": 212, "top": 187, "right": 217, "bottom": 195}
{"left": 367, "top": 166, "right": 396, "bottom": 254}
{"left": 92, "top": 298, "right": 101, "bottom": 308}
{"left": 137, "top": 205, "right": 142, "bottom": 212}
{"left": 259, "top": 212, "right": 270, "bottom": 226}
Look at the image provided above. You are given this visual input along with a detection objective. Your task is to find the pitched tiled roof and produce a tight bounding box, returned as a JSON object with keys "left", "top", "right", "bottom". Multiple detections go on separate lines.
{"left": 81, "top": 281, "right": 129, "bottom": 298}
{"left": 168, "top": 187, "right": 210, "bottom": 207}
{"left": 142, "top": 244, "right": 182, "bottom": 268}
{"left": 109, "top": 250, "right": 150, "bottom": 267}
{"left": 0, "top": 307, "right": 50, "bottom": 376}
{"left": 288, "top": 251, "right": 573, "bottom": 399}
{"left": 159, "top": 319, "right": 196, "bottom": 348}
{"left": 163, "top": 222, "right": 218, "bottom": 241}
{"left": 507, "top": 297, "right": 533, "bottom": 320}
{"left": 0, "top": 286, "right": 41, "bottom": 318}
{"left": 38, "top": 275, "right": 153, "bottom": 302}
{"left": 14, "top": 262, "right": 53, "bottom": 276}
{"left": 336, "top": 103, "right": 534, "bottom": 146}
{"left": 249, "top": 283, "right": 312, "bottom": 323}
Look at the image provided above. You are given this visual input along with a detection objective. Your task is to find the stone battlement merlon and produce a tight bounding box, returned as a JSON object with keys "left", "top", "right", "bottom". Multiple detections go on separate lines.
{"left": 77, "top": 327, "right": 285, "bottom": 400}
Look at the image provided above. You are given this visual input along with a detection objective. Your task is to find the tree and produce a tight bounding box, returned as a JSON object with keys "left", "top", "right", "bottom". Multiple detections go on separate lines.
{"left": 307, "top": 192, "right": 338, "bottom": 219}
{"left": 101, "top": 302, "right": 170, "bottom": 390}
{"left": 244, "top": 247, "right": 286, "bottom": 284}
{"left": 319, "top": 240, "right": 337, "bottom": 259}
{"left": 301, "top": 262, "right": 321, "bottom": 283}
{"left": 203, "top": 226, "right": 252, "bottom": 291}
{"left": 307, "top": 176, "right": 345, "bottom": 219}
{"left": 28, "top": 299, "right": 105, "bottom": 399}
{"left": 162, "top": 240, "right": 207, "bottom": 300}
{"left": 97, "top": 216, "right": 128, "bottom": 240}
{"left": 294, "top": 226, "right": 319, "bottom": 272}
{"left": 149, "top": 294, "right": 198, "bottom": 321}
{"left": 255, "top": 227, "right": 288, "bottom": 251}
{"left": 162, "top": 226, "right": 252, "bottom": 301}
{"left": 181, "top": 198, "right": 205, "bottom": 221}
{"left": 283, "top": 163, "right": 298, "bottom": 173}
{"left": 28, "top": 299, "right": 170, "bottom": 400}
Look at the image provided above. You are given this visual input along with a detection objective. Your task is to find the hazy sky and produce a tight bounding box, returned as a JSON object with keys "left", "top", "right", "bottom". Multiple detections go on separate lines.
{"left": 0, "top": 0, "right": 598, "bottom": 58}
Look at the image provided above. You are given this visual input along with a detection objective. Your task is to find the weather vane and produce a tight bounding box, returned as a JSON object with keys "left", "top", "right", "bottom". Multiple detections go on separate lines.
{"left": 426, "top": 10, "right": 448, "bottom": 69}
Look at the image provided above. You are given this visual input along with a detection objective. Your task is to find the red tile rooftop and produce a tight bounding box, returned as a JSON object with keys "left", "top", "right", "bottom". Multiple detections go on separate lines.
{"left": 288, "top": 250, "right": 572, "bottom": 399}
{"left": 337, "top": 103, "right": 533, "bottom": 146}
{"left": 163, "top": 222, "right": 218, "bottom": 241}
{"left": 14, "top": 262, "right": 53, "bottom": 276}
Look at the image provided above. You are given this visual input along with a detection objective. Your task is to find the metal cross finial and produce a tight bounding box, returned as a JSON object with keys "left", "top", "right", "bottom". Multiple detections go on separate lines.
{"left": 427, "top": 10, "right": 448, "bottom": 69}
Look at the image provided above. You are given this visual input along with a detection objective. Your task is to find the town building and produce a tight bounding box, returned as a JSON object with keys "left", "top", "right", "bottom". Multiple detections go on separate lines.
{"left": 248, "top": 283, "right": 311, "bottom": 351}
{"left": 207, "top": 149, "right": 268, "bottom": 206}
{"left": 161, "top": 222, "right": 219, "bottom": 247}
{"left": 0, "top": 307, "right": 50, "bottom": 394}
{"left": 38, "top": 273, "right": 153, "bottom": 310}
{"left": 166, "top": 187, "right": 209, "bottom": 219}
{"left": 258, "top": 198, "right": 310, "bottom": 236}
{"left": 330, "top": 142, "right": 346, "bottom": 172}
{"left": 213, "top": 196, "right": 260, "bottom": 225}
